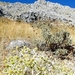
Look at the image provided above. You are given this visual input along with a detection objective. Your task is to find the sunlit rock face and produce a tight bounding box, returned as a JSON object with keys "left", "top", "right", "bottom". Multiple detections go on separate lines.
{"left": 0, "top": 7, "right": 4, "bottom": 17}
{"left": 37, "top": 0, "right": 46, "bottom": 4}
{"left": 0, "top": 0, "right": 75, "bottom": 24}
{"left": 4, "top": 40, "right": 31, "bottom": 50}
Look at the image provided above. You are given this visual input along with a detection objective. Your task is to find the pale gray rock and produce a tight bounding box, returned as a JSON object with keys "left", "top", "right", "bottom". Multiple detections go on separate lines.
{"left": 0, "top": 0, "right": 75, "bottom": 24}
{"left": 37, "top": 0, "right": 46, "bottom": 4}
{"left": 20, "top": 12, "right": 38, "bottom": 22}
{"left": 5, "top": 40, "right": 31, "bottom": 50}
{"left": 0, "top": 6, "right": 12, "bottom": 18}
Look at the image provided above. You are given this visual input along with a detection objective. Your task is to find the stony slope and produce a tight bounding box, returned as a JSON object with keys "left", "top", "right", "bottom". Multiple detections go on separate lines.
{"left": 0, "top": 0, "right": 75, "bottom": 25}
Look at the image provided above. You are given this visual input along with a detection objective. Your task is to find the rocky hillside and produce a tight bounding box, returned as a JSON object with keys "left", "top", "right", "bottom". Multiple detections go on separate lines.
{"left": 0, "top": 0, "right": 75, "bottom": 25}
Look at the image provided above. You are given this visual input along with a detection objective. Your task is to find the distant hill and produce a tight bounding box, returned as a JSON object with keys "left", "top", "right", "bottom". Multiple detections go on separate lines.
{"left": 0, "top": 0, "right": 75, "bottom": 25}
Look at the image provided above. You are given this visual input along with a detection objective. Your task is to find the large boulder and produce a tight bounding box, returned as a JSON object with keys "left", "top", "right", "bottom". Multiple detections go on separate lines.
{"left": 5, "top": 40, "right": 31, "bottom": 50}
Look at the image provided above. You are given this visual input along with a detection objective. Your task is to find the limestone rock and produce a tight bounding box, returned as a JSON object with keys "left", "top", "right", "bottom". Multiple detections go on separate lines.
{"left": 5, "top": 40, "right": 31, "bottom": 50}
{"left": 0, "top": 0, "right": 75, "bottom": 24}
{"left": 20, "top": 12, "right": 38, "bottom": 22}
{"left": 0, "top": 7, "right": 4, "bottom": 17}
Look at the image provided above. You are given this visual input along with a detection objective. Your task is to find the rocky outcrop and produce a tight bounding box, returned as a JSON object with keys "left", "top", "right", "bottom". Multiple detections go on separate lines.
{"left": 20, "top": 12, "right": 38, "bottom": 22}
{"left": 0, "top": 6, "right": 12, "bottom": 18}
{"left": 0, "top": 7, "right": 4, "bottom": 17}
{"left": 5, "top": 40, "right": 31, "bottom": 50}
{"left": 0, "top": 0, "right": 75, "bottom": 24}
{"left": 37, "top": 0, "right": 46, "bottom": 4}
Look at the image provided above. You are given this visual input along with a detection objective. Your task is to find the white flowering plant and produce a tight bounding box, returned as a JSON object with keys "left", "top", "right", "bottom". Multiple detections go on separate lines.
{"left": 2, "top": 46, "right": 74, "bottom": 75}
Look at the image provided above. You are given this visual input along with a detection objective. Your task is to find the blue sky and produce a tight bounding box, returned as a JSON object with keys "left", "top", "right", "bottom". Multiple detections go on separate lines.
{"left": 0, "top": 0, "right": 75, "bottom": 8}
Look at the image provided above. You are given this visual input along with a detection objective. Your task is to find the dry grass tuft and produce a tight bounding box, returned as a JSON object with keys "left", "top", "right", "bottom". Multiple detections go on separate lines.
{"left": 0, "top": 17, "right": 43, "bottom": 41}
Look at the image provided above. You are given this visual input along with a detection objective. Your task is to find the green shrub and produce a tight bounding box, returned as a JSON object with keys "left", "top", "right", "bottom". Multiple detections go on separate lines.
{"left": 41, "top": 27, "right": 72, "bottom": 49}
{"left": 41, "top": 27, "right": 74, "bottom": 58}
{"left": 33, "top": 39, "right": 45, "bottom": 46}
{"left": 42, "top": 28, "right": 71, "bottom": 45}
{"left": 54, "top": 49, "right": 68, "bottom": 56}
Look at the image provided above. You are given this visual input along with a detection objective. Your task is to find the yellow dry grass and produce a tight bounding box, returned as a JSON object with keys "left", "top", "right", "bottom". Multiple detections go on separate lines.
{"left": 0, "top": 17, "right": 43, "bottom": 42}
{"left": 31, "top": 20, "right": 75, "bottom": 44}
{"left": 0, "top": 17, "right": 75, "bottom": 44}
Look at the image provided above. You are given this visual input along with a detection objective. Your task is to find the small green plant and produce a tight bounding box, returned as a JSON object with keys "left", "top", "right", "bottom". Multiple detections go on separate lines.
{"left": 33, "top": 39, "right": 45, "bottom": 46}
{"left": 54, "top": 49, "right": 68, "bottom": 56}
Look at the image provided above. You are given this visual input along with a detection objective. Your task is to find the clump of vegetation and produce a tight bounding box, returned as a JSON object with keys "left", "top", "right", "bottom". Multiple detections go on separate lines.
{"left": 33, "top": 39, "right": 44, "bottom": 46}
{"left": 40, "top": 27, "right": 74, "bottom": 59}
{"left": 42, "top": 28, "right": 71, "bottom": 47}
{"left": 54, "top": 49, "right": 68, "bottom": 56}
{"left": 2, "top": 46, "right": 74, "bottom": 75}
